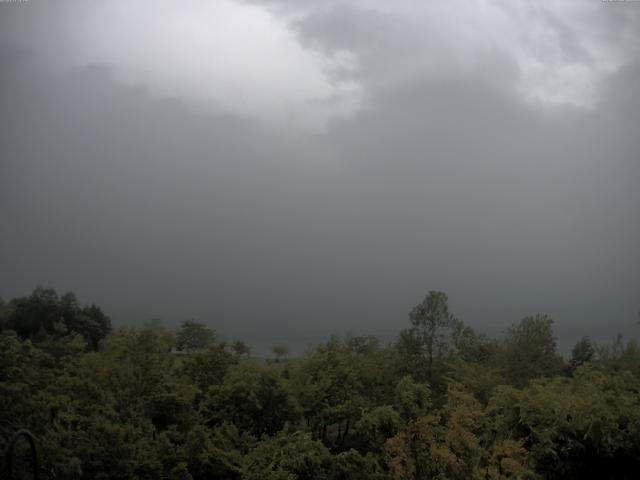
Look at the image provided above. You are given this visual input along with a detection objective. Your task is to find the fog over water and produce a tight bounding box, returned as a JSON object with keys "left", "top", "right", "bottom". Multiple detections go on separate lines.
{"left": 1, "top": 0, "right": 639, "bottom": 354}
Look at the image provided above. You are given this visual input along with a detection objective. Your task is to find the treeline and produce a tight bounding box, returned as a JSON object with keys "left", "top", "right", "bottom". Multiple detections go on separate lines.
{"left": 1, "top": 287, "right": 640, "bottom": 479}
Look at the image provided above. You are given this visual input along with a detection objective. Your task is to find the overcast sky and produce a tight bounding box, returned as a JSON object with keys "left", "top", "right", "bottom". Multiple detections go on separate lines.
{"left": 1, "top": 0, "right": 639, "bottom": 352}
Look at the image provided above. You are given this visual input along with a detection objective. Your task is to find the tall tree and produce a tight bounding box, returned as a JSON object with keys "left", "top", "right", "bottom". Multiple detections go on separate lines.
{"left": 5, "top": 287, "right": 111, "bottom": 350}
{"left": 175, "top": 319, "right": 216, "bottom": 352}
{"left": 401, "top": 290, "right": 457, "bottom": 381}
{"left": 503, "top": 314, "right": 564, "bottom": 387}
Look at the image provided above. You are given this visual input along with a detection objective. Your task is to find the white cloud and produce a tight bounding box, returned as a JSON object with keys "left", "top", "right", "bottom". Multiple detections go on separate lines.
{"left": 276, "top": 0, "right": 640, "bottom": 110}
{"left": 10, "top": 0, "right": 639, "bottom": 126}
{"left": 44, "top": 0, "right": 363, "bottom": 131}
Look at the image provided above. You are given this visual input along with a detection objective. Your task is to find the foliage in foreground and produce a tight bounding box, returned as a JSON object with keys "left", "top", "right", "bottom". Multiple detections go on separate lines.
{"left": 1, "top": 288, "right": 640, "bottom": 479}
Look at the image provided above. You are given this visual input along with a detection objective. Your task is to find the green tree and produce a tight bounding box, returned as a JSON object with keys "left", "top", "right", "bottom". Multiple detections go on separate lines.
{"left": 334, "top": 449, "right": 387, "bottom": 480}
{"left": 180, "top": 344, "right": 238, "bottom": 394}
{"left": 175, "top": 319, "right": 216, "bottom": 352}
{"left": 354, "top": 405, "right": 402, "bottom": 452}
{"left": 68, "top": 303, "right": 112, "bottom": 350}
{"left": 202, "top": 362, "right": 297, "bottom": 436}
{"left": 503, "top": 314, "right": 564, "bottom": 387}
{"left": 393, "top": 375, "right": 431, "bottom": 421}
{"left": 5, "top": 287, "right": 111, "bottom": 350}
{"left": 451, "top": 321, "right": 501, "bottom": 365}
{"left": 7, "top": 286, "right": 61, "bottom": 340}
{"left": 487, "top": 365, "right": 640, "bottom": 479}
{"left": 292, "top": 340, "right": 365, "bottom": 443}
{"left": 386, "top": 381, "right": 533, "bottom": 480}
{"left": 446, "top": 358, "right": 505, "bottom": 406}
{"left": 91, "top": 323, "right": 175, "bottom": 412}
{"left": 400, "top": 290, "right": 457, "bottom": 381}
{"left": 242, "top": 432, "right": 334, "bottom": 480}
{"left": 181, "top": 423, "right": 251, "bottom": 479}
{"left": 569, "top": 336, "right": 595, "bottom": 372}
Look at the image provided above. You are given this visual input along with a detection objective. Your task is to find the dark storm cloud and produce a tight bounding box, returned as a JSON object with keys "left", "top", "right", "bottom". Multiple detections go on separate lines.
{"left": 1, "top": 1, "right": 639, "bottom": 353}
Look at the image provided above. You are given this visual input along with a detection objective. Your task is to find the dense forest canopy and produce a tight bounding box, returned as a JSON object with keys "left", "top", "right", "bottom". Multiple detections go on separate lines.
{"left": 1, "top": 287, "right": 640, "bottom": 479}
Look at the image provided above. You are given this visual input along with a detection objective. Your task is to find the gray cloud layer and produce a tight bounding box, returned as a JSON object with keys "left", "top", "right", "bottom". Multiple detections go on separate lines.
{"left": 1, "top": 1, "right": 639, "bottom": 353}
